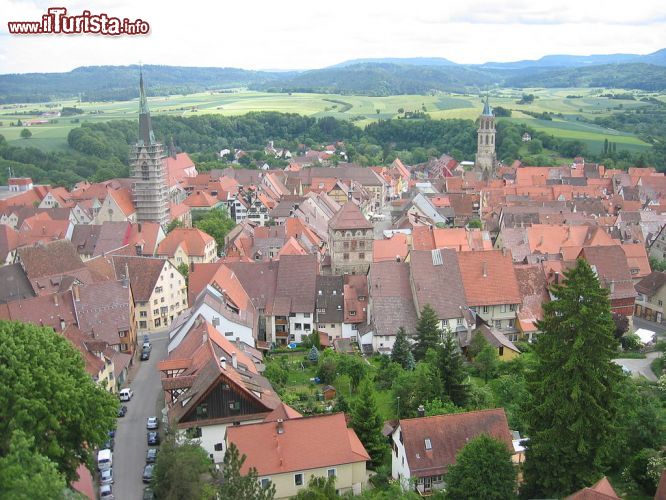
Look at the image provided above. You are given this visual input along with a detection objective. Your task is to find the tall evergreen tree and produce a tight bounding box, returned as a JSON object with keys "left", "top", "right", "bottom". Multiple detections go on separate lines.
{"left": 521, "top": 259, "right": 622, "bottom": 498}
{"left": 392, "top": 327, "right": 412, "bottom": 369}
{"left": 350, "top": 378, "right": 388, "bottom": 467}
{"left": 436, "top": 331, "right": 470, "bottom": 406}
{"left": 445, "top": 434, "right": 516, "bottom": 500}
{"left": 219, "top": 443, "right": 275, "bottom": 500}
{"left": 412, "top": 304, "right": 442, "bottom": 361}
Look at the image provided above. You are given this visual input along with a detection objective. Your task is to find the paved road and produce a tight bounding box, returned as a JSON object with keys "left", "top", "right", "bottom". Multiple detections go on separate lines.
{"left": 373, "top": 203, "right": 394, "bottom": 239}
{"left": 632, "top": 316, "right": 666, "bottom": 338}
{"left": 113, "top": 331, "right": 169, "bottom": 500}
{"left": 613, "top": 351, "right": 660, "bottom": 382}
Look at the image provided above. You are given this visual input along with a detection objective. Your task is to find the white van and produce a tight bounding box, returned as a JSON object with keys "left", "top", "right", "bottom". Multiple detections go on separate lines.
{"left": 97, "top": 449, "right": 113, "bottom": 471}
{"left": 119, "top": 388, "right": 133, "bottom": 402}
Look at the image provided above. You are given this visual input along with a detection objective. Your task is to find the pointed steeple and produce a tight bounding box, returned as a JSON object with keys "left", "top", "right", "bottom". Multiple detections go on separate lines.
{"left": 482, "top": 95, "right": 492, "bottom": 116}
{"left": 138, "top": 67, "right": 156, "bottom": 146}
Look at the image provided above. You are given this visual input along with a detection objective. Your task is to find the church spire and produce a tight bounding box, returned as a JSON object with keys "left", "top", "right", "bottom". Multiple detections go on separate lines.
{"left": 482, "top": 95, "right": 492, "bottom": 116}
{"left": 138, "top": 67, "right": 156, "bottom": 146}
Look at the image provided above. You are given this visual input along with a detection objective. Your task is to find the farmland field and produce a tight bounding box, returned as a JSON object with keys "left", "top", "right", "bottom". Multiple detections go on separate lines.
{"left": 0, "top": 88, "right": 658, "bottom": 154}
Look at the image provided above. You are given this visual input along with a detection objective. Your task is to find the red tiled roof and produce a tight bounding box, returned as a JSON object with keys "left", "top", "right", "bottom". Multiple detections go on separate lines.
{"left": 457, "top": 250, "right": 521, "bottom": 306}
{"left": 373, "top": 233, "right": 409, "bottom": 262}
{"left": 157, "top": 227, "right": 215, "bottom": 258}
{"left": 328, "top": 201, "right": 372, "bottom": 231}
{"left": 108, "top": 188, "right": 135, "bottom": 216}
{"left": 184, "top": 191, "right": 218, "bottom": 208}
{"left": 227, "top": 413, "right": 369, "bottom": 476}
{"left": 398, "top": 409, "right": 513, "bottom": 477}
{"left": 565, "top": 476, "right": 620, "bottom": 499}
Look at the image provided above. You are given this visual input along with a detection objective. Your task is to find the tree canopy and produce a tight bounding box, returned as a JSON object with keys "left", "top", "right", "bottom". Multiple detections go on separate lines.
{"left": 445, "top": 434, "right": 516, "bottom": 500}
{"left": 412, "top": 304, "right": 441, "bottom": 361}
{"left": 153, "top": 434, "right": 214, "bottom": 500}
{"left": 521, "top": 259, "right": 623, "bottom": 498}
{"left": 350, "top": 378, "right": 388, "bottom": 468}
{"left": 0, "top": 321, "right": 118, "bottom": 482}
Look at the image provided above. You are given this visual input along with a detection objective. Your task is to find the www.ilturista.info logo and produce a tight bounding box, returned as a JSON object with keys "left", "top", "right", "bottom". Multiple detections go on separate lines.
{"left": 7, "top": 7, "right": 150, "bottom": 35}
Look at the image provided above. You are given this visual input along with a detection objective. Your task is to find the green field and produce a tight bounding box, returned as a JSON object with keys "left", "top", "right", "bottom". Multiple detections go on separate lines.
{"left": 0, "top": 87, "right": 657, "bottom": 154}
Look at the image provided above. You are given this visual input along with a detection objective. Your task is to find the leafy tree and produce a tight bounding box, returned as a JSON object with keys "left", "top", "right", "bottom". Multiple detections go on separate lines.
{"left": 167, "top": 218, "right": 184, "bottom": 233}
{"left": 521, "top": 259, "right": 623, "bottom": 498}
{"left": 20, "top": 128, "right": 32, "bottom": 139}
{"left": 474, "top": 341, "right": 499, "bottom": 382}
{"left": 219, "top": 442, "right": 275, "bottom": 500}
{"left": 436, "top": 331, "right": 470, "bottom": 406}
{"left": 0, "top": 321, "right": 118, "bottom": 482}
{"left": 153, "top": 434, "right": 214, "bottom": 500}
{"left": 391, "top": 327, "right": 412, "bottom": 369}
{"left": 392, "top": 361, "right": 442, "bottom": 418}
{"left": 423, "top": 398, "right": 464, "bottom": 416}
{"left": 467, "top": 219, "right": 483, "bottom": 229}
{"left": 337, "top": 354, "right": 368, "bottom": 390}
{"left": 0, "top": 430, "right": 66, "bottom": 500}
{"left": 335, "top": 393, "right": 350, "bottom": 413}
{"left": 194, "top": 208, "right": 235, "bottom": 250}
{"left": 611, "top": 312, "right": 629, "bottom": 339}
{"left": 412, "top": 304, "right": 441, "bottom": 361}
{"left": 177, "top": 262, "right": 189, "bottom": 284}
{"left": 467, "top": 331, "right": 487, "bottom": 358}
{"left": 316, "top": 351, "right": 338, "bottom": 385}
{"left": 527, "top": 138, "right": 543, "bottom": 154}
{"left": 350, "top": 379, "right": 388, "bottom": 467}
{"left": 375, "top": 355, "right": 403, "bottom": 391}
{"left": 294, "top": 475, "right": 337, "bottom": 499}
{"left": 264, "top": 361, "right": 288, "bottom": 391}
{"left": 445, "top": 434, "right": 516, "bottom": 500}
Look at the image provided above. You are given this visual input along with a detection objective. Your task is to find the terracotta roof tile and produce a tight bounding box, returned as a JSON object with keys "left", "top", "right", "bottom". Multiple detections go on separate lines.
{"left": 328, "top": 201, "right": 372, "bottom": 231}
{"left": 157, "top": 227, "right": 215, "bottom": 258}
{"left": 373, "top": 233, "right": 409, "bottom": 262}
{"left": 227, "top": 413, "right": 369, "bottom": 476}
{"left": 110, "top": 255, "right": 167, "bottom": 302}
{"left": 410, "top": 249, "right": 467, "bottom": 320}
{"left": 398, "top": 409, "right": 513, "bottom": 477}
{"left": 457, "top": 250, "right": 521, "bottom": 306}
{"left": 368, "top": 261, "right": 418, "bottom": 337}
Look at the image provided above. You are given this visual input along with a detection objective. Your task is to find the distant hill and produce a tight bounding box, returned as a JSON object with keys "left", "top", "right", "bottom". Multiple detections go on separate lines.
{"left": 0, "top": 65, "right": 293, "bottom": 103}
{"left": 503, "top": 63, "right": 666, "bottom": 91}
{"left": 480, "top": 48, "right": 666, "bottom": 69}
{"left": 252, "top": 63, "right": 502, "bottom": 95}
{"left": 330, "top": 57, "right": 457, "bottom": 68}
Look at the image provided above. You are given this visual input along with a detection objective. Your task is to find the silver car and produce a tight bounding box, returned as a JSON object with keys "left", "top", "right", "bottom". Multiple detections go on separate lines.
{"left": 100, "top": 467, "right": 113, "bottom": 485}
{"left": 146, "top": 416, "right": 159, "bottom": 430}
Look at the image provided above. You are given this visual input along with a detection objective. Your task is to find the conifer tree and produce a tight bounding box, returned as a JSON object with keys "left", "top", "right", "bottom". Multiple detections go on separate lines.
{"left": 220, "top": 443, "right": 275, "bottom": 500}
{"left": 391, "top": 327, "right": 412, "bottom": 369}
{"left": 350, "top": 378, "right": 388, "bottom": 467}
{"left": 437, "top": 331, "right": 470, "bottom": 406}
{"left": 412, "top": 304, "right": 442, "bottom": 361}
{"left": 521, "top": 259, "right": 622, "bottom": 498}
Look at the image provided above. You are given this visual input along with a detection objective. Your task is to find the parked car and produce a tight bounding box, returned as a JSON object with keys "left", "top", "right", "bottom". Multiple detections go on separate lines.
{"left": 142, "top": 464, "right": 154, "bottom": 484}
{"left": 146, "top": 416, "right": 159, "bottom": 430}
{"left": 97, "top": 449, "right": 112, "bottom": 471}
{"left": 117, "top": 405, "right": 127, "bottom": 417}
{"left": 100, "top": 467, "right": 113, "bottom": 485}
{"left": 99, "top": 484, "right": 114, "bottom": 499}
{"left": 147, "top": 431, "right": 160, "bottom": 446}
{"left": 119, "top": 388, "right": 133, "bottom": 402}
{"left": 143, "top": 334, "right": 149, "bottom": 343}
{"left": 141, "top": 350, "right": 150, "bottom": 361}
{"left": 146, "top": 448, "right": 158, "bottom": 464}
{"left": 104, "top": 437, "right": 114, "bottom": 451}
{"left": 143, "top": 486, "right": 154, "bottom": 500}
{"left": 142, "top": 340, "right": 152, "bottom": 351}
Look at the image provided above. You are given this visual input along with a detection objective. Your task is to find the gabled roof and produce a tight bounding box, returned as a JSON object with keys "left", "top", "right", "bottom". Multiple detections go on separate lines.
{"left": 373, "top": 233, "right": 409, "bottom": 263}
{"left": 410, "top": 249, "right": 467, "bottom": 320}
{"left": 565, "top": 476, "right": 620, "bottom": 499}
{"left": 315, "top": 275, "right": 344, "bottom": 323}
{"left": 107, "top": 188, "right": 135, "bottom": 216}
{"left": 328, "top": 201, "right": 372, "bottom": 231}
{"left": 274, "top": 254, "right": 317, "bottom": 314}
{"left": 227, "top": 412, "right": 369, "bottom": 476}
{"left": 368, "top": 261, "right": 418, "bottom": 338}
{"left": 0, "top": 224, "right": 19, "bottom": 261}
{"left": 18, "top": 240, "right": 85, "bottom": 280}
{"left": 74, "top": 281, "right": 132, "bottom": 345}
{"left": 578, "top": 246, "right": 637, "bottom": 300}
{"left": 457, "top": 250, "right": 521, "bottom": 306}
{"left": 184, "top": 190, "right": 219, "bottom": 208}
{"left": 0, "top": 263, "right": 35, "bottom": 304}
{"left": 109, "top": 255, "right": 168, "bottom": 302}
{"left": 157, "top": 227, "right": 215, "bottom": 258}
{"left": 635, "top": 271, "right": 666, "bottom": 296}
{"left": 397, "top": 409, "right": 512, "bottom": 478}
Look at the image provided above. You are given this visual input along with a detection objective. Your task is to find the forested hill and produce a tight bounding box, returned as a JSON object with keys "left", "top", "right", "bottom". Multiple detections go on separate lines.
{"left": 0, "top": 65, "right": 292, "bottom": 103}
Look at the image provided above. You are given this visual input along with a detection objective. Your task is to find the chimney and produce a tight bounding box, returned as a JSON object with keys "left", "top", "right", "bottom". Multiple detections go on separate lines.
{"left": 122, "top": 263, "right": 130, "bottom": 288}
{"left": 482, "top": 262, "right": 488, "bottom": 278}
{"left": 276, "top": 418, "right": 284, "bottom": 435}
{"left": 138, "top": 223, "right": 142, "bottom": 233}
{"left": 231, "top": 352, "right": 237, "bottom": 369}
{"left": 53, "top": 294, "right": 59, "bottom": 306}
{"left": 220, "top": 357, "right": 226, "bottom": 370}
{"left": 417, "top": 405, "right": 425, "bottom": 418}
{"left": 72, "top": 284, "right": 80, "bottom": 302}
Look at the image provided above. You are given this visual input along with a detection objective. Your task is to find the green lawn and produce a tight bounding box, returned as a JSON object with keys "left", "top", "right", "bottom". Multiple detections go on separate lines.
{"left": 0, "top": 87, "right": 660, "bottom": 154}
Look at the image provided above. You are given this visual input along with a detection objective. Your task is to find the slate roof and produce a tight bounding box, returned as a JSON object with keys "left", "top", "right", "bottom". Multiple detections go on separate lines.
{"left": 315, "top": 275, "right": 344, "bottom": 323}
{"left": 410, "top": 249, "right": 467, "bottom": 320}
{"left": 227, "top": 413, "right": 369, "bottom": 476}
{"left": 368, "top": 261, "right": 418, "bottom": 337}
{"left": 328, "top": 201, "right": 373, "bottom": 231}
{"left": 397, "top": 409, "right": 513, "bottom": 478}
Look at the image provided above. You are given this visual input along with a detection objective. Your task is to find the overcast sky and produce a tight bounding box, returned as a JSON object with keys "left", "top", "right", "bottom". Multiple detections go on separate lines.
{"left": 0, "top": 0, "right": 664, "bottom": 74}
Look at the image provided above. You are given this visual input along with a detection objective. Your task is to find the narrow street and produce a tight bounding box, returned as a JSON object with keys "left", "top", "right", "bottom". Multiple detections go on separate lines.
{"left": 112, "top": 331, "right": 169, "bottom": 500}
